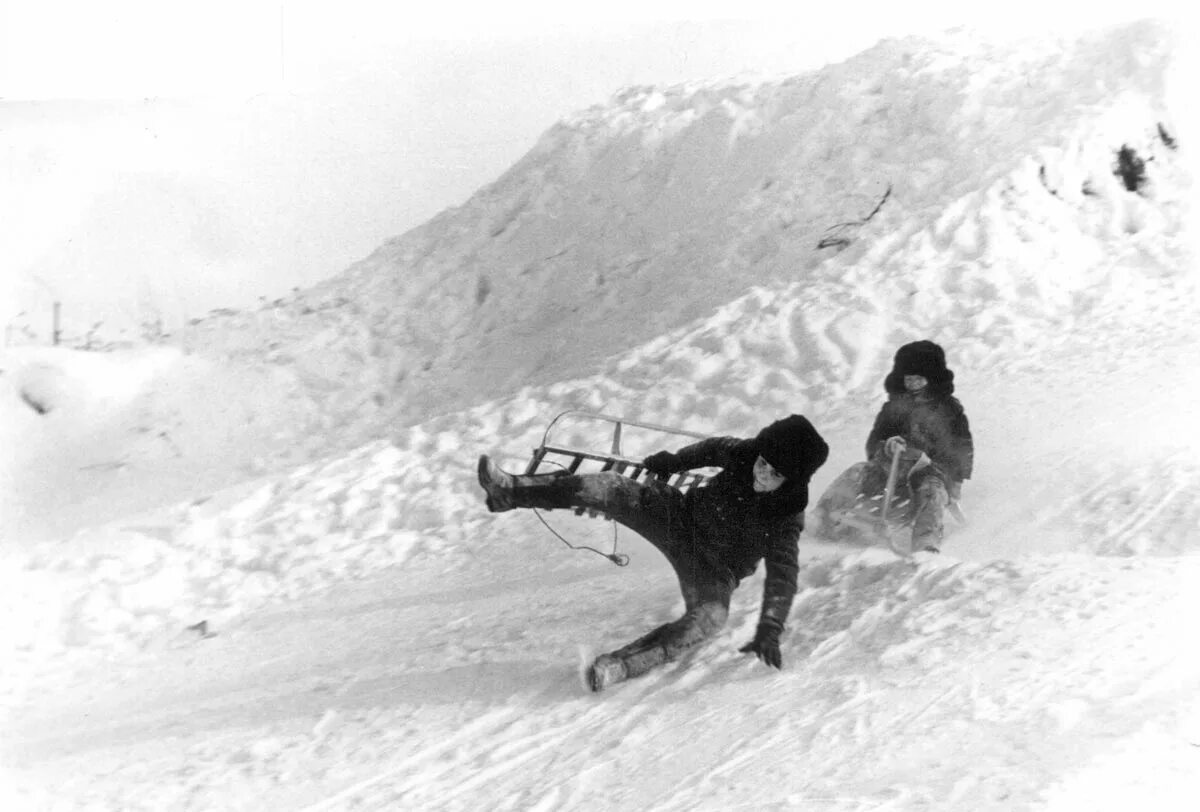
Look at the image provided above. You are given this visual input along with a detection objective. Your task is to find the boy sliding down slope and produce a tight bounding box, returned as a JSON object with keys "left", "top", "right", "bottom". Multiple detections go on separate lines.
{"left": 477, "top": 414, "right": 828, "bottom": 692}
{"left": 861, "top": 340, "right": 974, "bottom": 553}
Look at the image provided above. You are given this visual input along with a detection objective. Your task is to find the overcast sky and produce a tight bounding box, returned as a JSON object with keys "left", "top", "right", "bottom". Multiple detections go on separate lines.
{"left": 0, "top": 1, "right": 1182, "bottom": 334}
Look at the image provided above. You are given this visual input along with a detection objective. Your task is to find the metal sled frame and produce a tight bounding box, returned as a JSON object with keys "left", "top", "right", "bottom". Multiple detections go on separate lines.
{"left": 525, "top": 410, "right": 716, "bottom": 508}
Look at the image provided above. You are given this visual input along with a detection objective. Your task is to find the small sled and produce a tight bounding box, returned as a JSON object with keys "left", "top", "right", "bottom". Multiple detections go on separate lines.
{"left": 812, "top": 448, "right": 966, "bottom": 556}
{"left": 524, "top": 410, "right": 718, "bottom": 518}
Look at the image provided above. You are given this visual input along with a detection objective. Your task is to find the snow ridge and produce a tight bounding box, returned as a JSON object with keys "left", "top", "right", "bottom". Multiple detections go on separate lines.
{"left": 175, "top": 20, "right": 1186, "bottom": 440}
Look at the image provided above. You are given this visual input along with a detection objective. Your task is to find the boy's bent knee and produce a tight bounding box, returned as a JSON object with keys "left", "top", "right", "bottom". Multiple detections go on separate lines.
{"left": 693, "top": 601, "right": 729, "bottom": 636}
{"left": 914, "top": 475, "right": 948, "bottom": 505}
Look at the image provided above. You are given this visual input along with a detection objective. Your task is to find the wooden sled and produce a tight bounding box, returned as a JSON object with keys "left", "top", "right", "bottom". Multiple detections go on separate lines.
{"left": 524, "top": 410, "right": 718, "bottom": 517}
{"left": 812, "top": 449, "right": 966, "bottom": 556}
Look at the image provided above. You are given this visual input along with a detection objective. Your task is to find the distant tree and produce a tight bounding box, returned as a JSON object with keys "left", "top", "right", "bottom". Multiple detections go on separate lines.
{"left": 1113, "top": 145, "right": 1148, "bottom": 193}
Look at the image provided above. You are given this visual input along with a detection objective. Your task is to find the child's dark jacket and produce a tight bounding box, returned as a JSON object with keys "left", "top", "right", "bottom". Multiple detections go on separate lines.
{"left": 866, "top": 340, "right": 974, "bottom": 487}
{"left": 669, "top": 425, "right": 828, "bottom": 628}
{"left": 865, "top": 388, "right": 974, "bottom": 486}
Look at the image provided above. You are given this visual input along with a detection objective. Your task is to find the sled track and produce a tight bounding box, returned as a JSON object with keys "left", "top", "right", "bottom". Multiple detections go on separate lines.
{"left": 1041, "top": 455, "right": 1200, "bottom": 556}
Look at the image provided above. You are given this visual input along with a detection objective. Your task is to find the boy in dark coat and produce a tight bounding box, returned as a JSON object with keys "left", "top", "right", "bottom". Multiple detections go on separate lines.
{"left": 862, "top": 340, "right": 974, "bottom": 552}
{"left": 477, "top": 414, "right": 829, "bottom": 692}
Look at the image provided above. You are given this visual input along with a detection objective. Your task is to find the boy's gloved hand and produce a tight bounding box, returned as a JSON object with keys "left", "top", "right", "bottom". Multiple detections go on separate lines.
{"left": 884, "top": 436, "right": 907, "bottom": 457}
{"left": 642, "top": 451, "right": 679, "bottom": 477}
{"left": 739, "top": 621, "right": 783, "bottom": 669}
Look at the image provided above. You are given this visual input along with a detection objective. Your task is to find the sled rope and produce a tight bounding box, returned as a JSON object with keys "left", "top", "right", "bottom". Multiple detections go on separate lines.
{"left": 524, "top": 409, "right": 705, "bottom": 567}
{"left": 531, "top": 507, "right": 629, "bottom": 566}
{"left": 528, "top": 456, "right": 629, "bottom": 566}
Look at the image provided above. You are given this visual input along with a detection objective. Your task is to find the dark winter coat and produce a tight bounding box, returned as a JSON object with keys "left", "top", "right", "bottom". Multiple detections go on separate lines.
{"left": 866, "top": 340, "right": 974, "bottom": 489}
{"left": 669, "top": 431, "right": 828, "bottom": 628}
{"left": 865, "top": 391, "right": 974, "bottom": 486}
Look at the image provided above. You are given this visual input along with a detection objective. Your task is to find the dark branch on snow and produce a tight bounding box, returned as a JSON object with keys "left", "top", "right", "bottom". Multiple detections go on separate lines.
{"left": 817, "top": 184, "right": 892, "bottom": 250}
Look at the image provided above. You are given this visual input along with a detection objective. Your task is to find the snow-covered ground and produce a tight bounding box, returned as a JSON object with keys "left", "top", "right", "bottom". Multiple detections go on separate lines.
{"left": 3, "top": 18, "right": 1200, "bottom": 812}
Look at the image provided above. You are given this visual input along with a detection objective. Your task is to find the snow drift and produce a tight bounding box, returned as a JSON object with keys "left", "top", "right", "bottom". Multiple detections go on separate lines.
{"left": 180, "top": 20, "right": 1192, "bottom": 435}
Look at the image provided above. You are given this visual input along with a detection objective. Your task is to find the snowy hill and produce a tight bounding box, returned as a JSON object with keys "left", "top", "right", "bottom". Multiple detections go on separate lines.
{"left": 180, "top": 19, "right": 1189, "bottom": 435}
{"left": 2, "top": 18, "right": 1200, "bottom": 811}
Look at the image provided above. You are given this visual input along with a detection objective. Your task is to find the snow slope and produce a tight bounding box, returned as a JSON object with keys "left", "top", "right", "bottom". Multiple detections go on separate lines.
{"left": 2, "top": 17, "right": 1200, "bottom": 812}
{"left": 180, "top": 19, "right": 1191, "bottom": 433}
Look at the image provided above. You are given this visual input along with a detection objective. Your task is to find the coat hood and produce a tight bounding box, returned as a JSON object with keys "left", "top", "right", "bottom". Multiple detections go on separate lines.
{"left": 754, "top": 414, "right": 829, "bottom": 482}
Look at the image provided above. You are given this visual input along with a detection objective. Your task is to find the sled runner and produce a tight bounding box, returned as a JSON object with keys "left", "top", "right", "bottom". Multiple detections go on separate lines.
{"left": 524, "top": 410, "right": 717, "bottom": 516}
{"left": 811, "top": 447, "right": 966, "bottom": 556}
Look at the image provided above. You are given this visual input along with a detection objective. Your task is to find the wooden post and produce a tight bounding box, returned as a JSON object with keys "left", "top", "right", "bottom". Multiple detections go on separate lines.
{"left": 52, "top": 301, "right": 62, "bottom": 346}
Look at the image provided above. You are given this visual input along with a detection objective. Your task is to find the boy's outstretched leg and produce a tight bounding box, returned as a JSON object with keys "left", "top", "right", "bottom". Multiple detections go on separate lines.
{"left": 477, "top": 456, "right": 684, "bottom": 536}
{"left": 478, "top": 454, "right": 718, "bottom": 693}
{"left": 477, "top": 455, "right": 574, "bottom": 512}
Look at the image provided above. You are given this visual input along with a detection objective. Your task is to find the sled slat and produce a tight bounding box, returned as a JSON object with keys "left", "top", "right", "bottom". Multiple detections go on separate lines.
{"left": 527, "top": 445, "right": 712, "bottom": 493}
{"left": 523, "top": 410, "right": 718, "bottom": 509}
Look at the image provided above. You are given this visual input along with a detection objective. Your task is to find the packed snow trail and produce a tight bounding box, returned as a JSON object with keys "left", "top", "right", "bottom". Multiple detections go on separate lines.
{"left": 4, "top": 320, "right": 1200, "bottom": 810}
{"left": 5, "top": 550, "right": 1200, "bottom": 811}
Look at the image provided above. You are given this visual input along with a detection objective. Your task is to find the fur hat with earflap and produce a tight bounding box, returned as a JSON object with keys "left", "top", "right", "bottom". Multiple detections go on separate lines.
{"left": 883, "top": 340, "right": 955, "bottom": 396}
{"left": 754, "top": 414, "right": 830, "bottom": 482}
